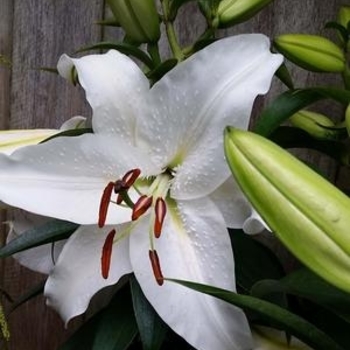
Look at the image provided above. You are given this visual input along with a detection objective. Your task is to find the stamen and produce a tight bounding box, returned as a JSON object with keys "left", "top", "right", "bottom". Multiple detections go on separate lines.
{"left": 101, "top": 229, "right": 116, "bottom": 279}
{"left": 99, "top": 182, "right": 115, "bottom": 228}
{"left": 132, "top": 195, "right": 153, "bottom": 220}
{"left": 122, "top": 168, "right": 141, "bottom": 187}
{"left": 154, "top": 197, "right": 167, "bottom": 238}
{"left": 149, "top": 250, "right": 164, "bottom": 286}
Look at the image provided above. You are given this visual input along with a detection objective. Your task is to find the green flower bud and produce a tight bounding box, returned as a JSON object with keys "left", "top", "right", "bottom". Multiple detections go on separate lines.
{"left": 337, "top": 6, "right": 350, "bottom": 29}
{"left": 224, "top": 127, "right": 350, "bottom": 293}
{"left": 289, "top": 110, "right": 337, "bottom": 140}
{"left": 217, "top": 0, "right": 273, "bottom": 27}
{"left": 106, "top": 0, "right": 160, "bottom": 43}
{"left": 274, "top": 34, "right": 345, "bottom": 72}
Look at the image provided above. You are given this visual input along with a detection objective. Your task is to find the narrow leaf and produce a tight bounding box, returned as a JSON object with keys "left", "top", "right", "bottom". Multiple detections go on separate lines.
{"left": 254, "top": 88, "right": 350, "bottom": 136}
{"left": 147, "top": 59, "right": 178, "bottom": 84}
{"left": 130, "top": 277, "right": 167, "bottom": 350}
{"left": 270, "top": 126, "right": 349, "bottom": 164}
{"left": 76, "top": 42, "right": 154, "bottom": 69}
{"left": 168, "top": 279, "right": 344, "bottom": 350}
{"left": 0, "top": 220, "right": 78, "bottom": 257}
{"left": 60, "top": 284, "right": 138, "bottom": 350}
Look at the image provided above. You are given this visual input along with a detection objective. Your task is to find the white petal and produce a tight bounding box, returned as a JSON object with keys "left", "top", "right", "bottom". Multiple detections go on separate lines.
{"left": 6, "top": 211, "right": 65, "bottom": 274}
{"left": 0, "top": 134, "right": 160, "bottom": 224}
{"left": 58, "top": 51, "right": 150, "bottom": 144}
{"left": 210, "top": 177, "right": 269, "bottom": 234}
{"left": 59, "top": 116, "right": 87, "bottom": 130}
{"left": 210, "top": 176, "right": 252, "bottom": 228}
{"left": 130, "top": 197, "right": 253, "bottom": 350}
{"left": 0, "top": 129, "right": 58, "bottom": 155}
{"left": 44, "top": 225, "right": 132, "bottom": 324}
{"left": 243, "top": 210, "right": 270, "bottom": 235}
{"left": 137, "top": 34, "right": 282, "bottom": 198}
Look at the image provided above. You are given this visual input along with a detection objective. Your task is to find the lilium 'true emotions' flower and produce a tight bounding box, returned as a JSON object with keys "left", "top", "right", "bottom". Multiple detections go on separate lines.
{"left": 0, "top": 34, "right": 282, "bottom": 350}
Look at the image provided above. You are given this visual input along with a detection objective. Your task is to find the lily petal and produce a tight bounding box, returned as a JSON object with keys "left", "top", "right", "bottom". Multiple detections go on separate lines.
{"left": 0, "top": 116, "right": 87, "bottom": 156}
{"left": 210, "top": 176, "right": 252, "bottom": 229}
{"left": 138, "top": 34, "right": 282, "bottom": 198}
{"left": 58, "top": 51, "right": 149, "bottom": 144}
{"left": 130, "top": 197, "right": 253, "bottom": 350}
{"left": 0, "top": 129, "right": 58, "bottom": 155}
{"left": 44, "top": 224, "right": 132, "bottom": 324}
{"left": 6, "top": 211, "right": 65, "bottom": 274}
{"left": 0, "top": 134, "right": 160, "bottom": 224}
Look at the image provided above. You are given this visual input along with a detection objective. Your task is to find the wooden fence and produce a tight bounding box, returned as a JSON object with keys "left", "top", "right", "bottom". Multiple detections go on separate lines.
{"left": 0, "top": 0, "right": 348, "bottom": 349}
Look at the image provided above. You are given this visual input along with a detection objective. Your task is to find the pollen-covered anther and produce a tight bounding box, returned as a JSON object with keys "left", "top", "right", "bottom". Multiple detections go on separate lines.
{"left": 101, "top": 229, "right": 116, "bottom": 279}
{"left": 122, "top": 168, "right": 141, "bottom": 187}
{"left": 98, "top": 182, "right": 115, "bottom": 228}
{"left": 154, "top": 197, "right": 167, "bottom": 238}
{"left": 149, "top": 250, "right": 164, "bottom": 286}
{"left": 132, "top": 195, "right": 153, "bottom": 220}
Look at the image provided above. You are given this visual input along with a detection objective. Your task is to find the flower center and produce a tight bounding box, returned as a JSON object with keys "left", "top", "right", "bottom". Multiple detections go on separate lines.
{"left": 98, "top": 169, "right": 172, "bottom": 285}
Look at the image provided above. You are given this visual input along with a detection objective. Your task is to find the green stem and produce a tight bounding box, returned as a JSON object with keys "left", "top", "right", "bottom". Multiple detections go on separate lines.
{"left": 147, "top": 42, "right": 162, "bottom": 66}
{"left": 161, "top": 0, "right": 184, "bottom": 61}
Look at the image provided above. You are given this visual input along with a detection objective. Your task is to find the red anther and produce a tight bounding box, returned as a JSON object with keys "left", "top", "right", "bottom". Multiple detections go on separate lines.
{"left": 132, "top": 195, "right": 153, "bottom": 220}
{"left": 154, "top": 197, "right": 167, "bottom": 238}
{"left": 122, "top": 168, "right": 141, "bottom": 187}
{"left": 101, "top": 229, "right": 116, "bottom": 279}
{"left": 99, "top": 182, "right": 115, "bottom": 228}
{"left": 149, "top": 250, "right": 164, "bottom": 286}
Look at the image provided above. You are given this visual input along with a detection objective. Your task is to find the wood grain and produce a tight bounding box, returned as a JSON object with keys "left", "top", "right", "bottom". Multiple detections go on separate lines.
{"left": 0, "top": 0, "right": 348, "bottom": 349}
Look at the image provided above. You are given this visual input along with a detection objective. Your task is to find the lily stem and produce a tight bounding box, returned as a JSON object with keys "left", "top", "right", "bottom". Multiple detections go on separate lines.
{"left": 160, "top": 0, "right": 185, "bottom": 61}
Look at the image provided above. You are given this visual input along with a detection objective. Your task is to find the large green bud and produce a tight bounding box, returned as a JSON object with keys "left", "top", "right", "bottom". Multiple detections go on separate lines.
{"left": 274, "top": 34, "right": 345, "bottom": 72}
{"left": 216, "top": 0, "right": 273, "bottom": 27}
{"left": 106, "top": 0, "right": 160, "bottom": 43}
{"left": 224, "top": 127, "right": 350, "bottom": 293}
{"left": 289, "top": 110, "right": 337, "bottom": 140}
{"left": 345, "top": 104, "right": 350, "bottom": 136}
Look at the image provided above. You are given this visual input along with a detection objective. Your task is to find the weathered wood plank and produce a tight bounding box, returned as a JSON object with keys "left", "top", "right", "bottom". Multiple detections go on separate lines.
{"left": 0, "top": 1, "right": 348, "bottom": 349}
{"left": 4, "top": 1, "right": 104, "bottom": 349}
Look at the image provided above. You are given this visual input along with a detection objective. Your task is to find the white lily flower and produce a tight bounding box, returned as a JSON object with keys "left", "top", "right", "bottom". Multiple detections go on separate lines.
{"left": 0, "top": 34, "right": 282, "bottom": 350}
{"left": 0, "top": 116, "right": 86, "bottom": 156}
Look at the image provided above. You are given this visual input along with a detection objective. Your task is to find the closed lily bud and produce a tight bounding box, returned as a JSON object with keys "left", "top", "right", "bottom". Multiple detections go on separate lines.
{"left": 106, "top": 0, "right": 160, "bottom": 43}
{"left": 224, "top": 127, "right": 350, "bottom": 293}
{"left": 274, "top": 34, "right": 345, "bottom": 72}
{"left": 289, "top": 110, "right": 337, "bottom": 140}
{"left": 337, "top": 6, "right": 350, "bottom": 29}
{"left": 217, "top": 0, "right": 273, "bottom": 27}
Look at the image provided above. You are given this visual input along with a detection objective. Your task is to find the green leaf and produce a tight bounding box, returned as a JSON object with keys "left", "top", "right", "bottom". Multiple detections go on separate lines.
{"left": 275, "top": 62, "right": 294, "bottom": 89}
{"left": 130, "top": 277, "right": 167, "bottom": 350}
{"left": 60, "top": 284, "right": 138, "bottom": 350}
{"left": 147, "top": 59, "right": 178, "bottom": 84}
{"left": 270, "top": 126, "right": 350, "bottom": 164}
{"left": 254, "top": 88, "right": 350, "bottom": 136}
{"left": 279, "top": 268, "right": 350, "bottom": 323}
{"left": 0, "top": 220, "right": 78, "bottom": 257}
{"left": 229, "top": 229, "right": 285, "bottom": 293}
{"left": 41, "top": 128, "right": 93, "bottom": 143}
{"left": 168, "top": 279, "right": 345, "bottom": 350}
{"left": 76, "top": 42, "right": 154, "bottom": 69}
